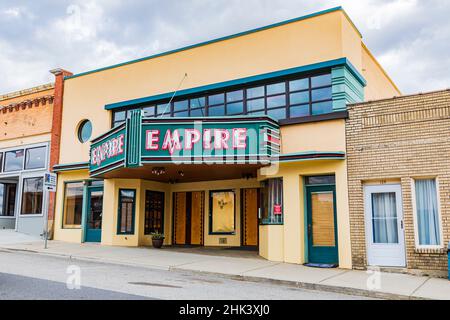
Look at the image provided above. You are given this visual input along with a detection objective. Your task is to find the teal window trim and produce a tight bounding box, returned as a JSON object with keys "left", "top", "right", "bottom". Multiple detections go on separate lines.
{"left": 105, "top": 58, "right": 365, "bottom": 111}
{"left": 117, "top": 188, "right": 136, "bottom": 235}
{"left": 61, "top": 180, "right": 85, "bottom": 230}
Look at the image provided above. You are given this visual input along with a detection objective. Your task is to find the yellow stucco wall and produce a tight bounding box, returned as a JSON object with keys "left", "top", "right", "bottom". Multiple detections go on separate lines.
{"left": 58, "top": 9, "right": 397, "bottom": 166}
{"left": 280, "top": 119, "right": 346, "bottom": 154}
{"left": 361, "top": 43, "right": 401, "bottom": 100}
{"left": 259, "top": 159, "right": 351, "bottom": 269}
{"left": 53, "top": 170, "right": 87, "bottom": 243}
{"left": 53, "top": 9, "right": 400, "bottom": 268}
{"left": 54, "top": 174, "right": 261, "bottom": 248}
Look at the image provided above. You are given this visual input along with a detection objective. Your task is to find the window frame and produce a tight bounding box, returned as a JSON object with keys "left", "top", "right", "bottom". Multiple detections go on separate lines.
{"left": 209, "top": 189, "right": 236, "bottom": 235}
{"left": 0, "top": 143, "right": 49, "bottom": 175}
{"left": 20, "top": 175, "right": 45, "bottom": 217}
{"left": 260, "top": 178, "right": 284, "bottom": 225}
{"left": 117, "top": 188, "right": 136, "bottom": 235}
{"left": 111, "top": 71, "right": 333, "bottom": 127}
{"left": 62, "top": 181, "right": 85, "bottom": 230}
{"left": 144, "top": 190, "right": 165, "bottom": 235}
{"left": 77, "top": 120, "right": 93, "bottom": 144}
{"left": 411, "top": 177, "right": 444, "bottom": 249}
{"left": 24, "top": 146, "right": 47, "bottom": 171}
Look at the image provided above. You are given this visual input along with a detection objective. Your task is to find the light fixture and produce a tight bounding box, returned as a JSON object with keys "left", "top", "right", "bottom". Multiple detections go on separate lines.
{"left": 152, "top": 167, "right": 166, "bottom": 176}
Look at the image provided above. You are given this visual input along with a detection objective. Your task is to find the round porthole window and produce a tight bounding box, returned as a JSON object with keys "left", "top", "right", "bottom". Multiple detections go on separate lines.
{"left": 77, "top": 120, "right": 92, "bottom": 143}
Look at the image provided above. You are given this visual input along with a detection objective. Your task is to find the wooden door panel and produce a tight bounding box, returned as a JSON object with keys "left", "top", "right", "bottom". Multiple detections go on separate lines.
{"left": 190, "top": 192, "right": 204, "bottom": 245}
{"left": 243, "top": 189, "right": 258, "bottom": 246}
{"left": 174, "top": 192, "right": 187, "bottom": 245}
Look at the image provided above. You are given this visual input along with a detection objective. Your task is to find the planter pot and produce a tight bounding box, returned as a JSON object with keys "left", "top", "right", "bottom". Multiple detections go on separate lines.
{"left": 152, "top": 238, "right": 164, "bottom": 249}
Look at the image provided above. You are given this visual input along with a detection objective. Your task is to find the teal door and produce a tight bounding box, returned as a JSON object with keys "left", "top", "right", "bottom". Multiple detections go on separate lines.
{"left": 85, "top": 187, "right": 103, "bottom": 243}
{"left": 306, "top": 185, "right": 338, "bottom": 265}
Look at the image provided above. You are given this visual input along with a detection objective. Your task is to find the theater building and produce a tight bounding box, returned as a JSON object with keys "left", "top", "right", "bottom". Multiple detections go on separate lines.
{"left": 347, "top": 90, "right": 449, "bottom": 276}
{"left": 53, "top": 7, "right": 400, "bottom": 268}
{"left": 0, "top": 68, "right": 70, "bottom": 237}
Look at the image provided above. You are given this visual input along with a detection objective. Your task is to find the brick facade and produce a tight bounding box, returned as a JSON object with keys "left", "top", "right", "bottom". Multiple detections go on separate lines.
{"left": 0, "top": 85, "right": 54, "bottom": 141}
{"left": 346, "top": 90, "right": 450, "bottom": 275}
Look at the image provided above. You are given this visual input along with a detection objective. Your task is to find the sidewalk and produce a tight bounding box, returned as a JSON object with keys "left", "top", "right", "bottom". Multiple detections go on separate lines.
{"left": 1, "top": 240, "right": 449, "bottom": 300}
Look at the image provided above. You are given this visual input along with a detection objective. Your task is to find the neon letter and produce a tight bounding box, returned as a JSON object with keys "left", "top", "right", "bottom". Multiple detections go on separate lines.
{"left": 146, "top": 130, "right": 160, "bottom": 150}
{"left": 162, "top": 130, "right": 182, "bottom": 155}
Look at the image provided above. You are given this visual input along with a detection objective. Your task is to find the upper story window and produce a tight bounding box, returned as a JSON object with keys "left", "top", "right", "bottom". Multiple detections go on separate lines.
{"left": 1, "top": 145, "right": 48, "bottom": 173}
{"left": 112, "top": 72, "right": 333, "bottom": 127}
{"left": 78, "top": 120, "right": 93, "bottom": 143}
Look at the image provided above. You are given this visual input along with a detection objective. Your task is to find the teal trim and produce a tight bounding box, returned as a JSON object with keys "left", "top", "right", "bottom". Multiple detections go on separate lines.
{"left": 332, "top": 65, "right": 365, "bottom": 112}
{"left": 281, "top": 151, "right": 345, "bottom": 157}
{"left": 81, "top": 182, "right": 89, "bottom": 243}
{"left": 306, "top": 185, "right": 339, "bottom": 265}
{"left": 117, "top": 189, "right": 136, "bottom": 235}
{"left": 303, "top": 177, "right": 309, "bottom": 262}
{"left": 53, "top": 162, "right": 90, "bottom": 172}
{"left": 104, "top": 58, "right": 366, "bottom": 111}
{"left": 84, "top": 186, "right": 103, "bottom": 243}
{"left": 66, "top": 7, "right": 356, "bottom": 81}
{"left": 125, "top": 110, "right": 142, "bottom": 168}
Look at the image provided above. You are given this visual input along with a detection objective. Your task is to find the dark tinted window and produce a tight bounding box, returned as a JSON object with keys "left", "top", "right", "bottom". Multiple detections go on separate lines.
{"left": 21, "top": 177, "right": 43, "bottom": 215}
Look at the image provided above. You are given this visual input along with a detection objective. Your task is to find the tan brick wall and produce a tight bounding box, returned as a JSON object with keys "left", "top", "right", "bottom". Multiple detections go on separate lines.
{"left": 346, "top": 90, "right": 450, "bottom": 273}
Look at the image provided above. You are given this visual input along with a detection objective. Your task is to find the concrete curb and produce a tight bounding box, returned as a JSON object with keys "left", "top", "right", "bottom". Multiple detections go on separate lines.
{"left": 169, "top": 267, "right": 428, "bottom": 300}
{"left": 2, "top": 246, "right": 430, "bottom": 300}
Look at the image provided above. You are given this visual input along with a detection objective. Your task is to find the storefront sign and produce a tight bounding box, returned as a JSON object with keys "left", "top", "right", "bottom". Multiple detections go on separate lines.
{"left": 44, "top": 172, "right": 57, "bottom": 192}
{"left": 90, "top": 128, "right": 126, "bottom": 173}
{"left": 273, "top": 204, "right": 283, "bottom": 215}
{"left": 89, "top": 113, "right": 280, "bottom": 176}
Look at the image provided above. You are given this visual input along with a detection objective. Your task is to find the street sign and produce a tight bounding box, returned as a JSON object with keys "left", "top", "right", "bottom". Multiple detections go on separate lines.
{"left": 44, "top": 172, "right": 57, "bottom": 192}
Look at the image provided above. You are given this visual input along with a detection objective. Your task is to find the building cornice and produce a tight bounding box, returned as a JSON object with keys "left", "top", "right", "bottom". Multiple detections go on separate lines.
{"left": 0, "top": 83, "right": 54, "bottom": 102}
{"left": 0, "top": 95, "right": 54, "bottom": 114}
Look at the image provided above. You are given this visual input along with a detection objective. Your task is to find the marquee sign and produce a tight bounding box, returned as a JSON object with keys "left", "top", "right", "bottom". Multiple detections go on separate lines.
{"left": 89, "top": 111, "right": 280, "bottom": 176}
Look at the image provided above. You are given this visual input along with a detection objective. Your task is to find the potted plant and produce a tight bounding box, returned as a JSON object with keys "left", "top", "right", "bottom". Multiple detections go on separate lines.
{"left": 151, "top": 232, "right": 165, "bottom": 249}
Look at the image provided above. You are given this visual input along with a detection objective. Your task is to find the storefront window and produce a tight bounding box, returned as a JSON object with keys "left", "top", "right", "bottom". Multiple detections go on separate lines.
{"left": 24, "top": 146, "right": 46, "bottom": 170}
{"left": 4, "top": 150, "right": 24, "bottom": 172}
{"left": 63, "top": 182, "right": 84, "bottom": 228}
{"left": 21, "top": 177, "right": 43, "bottom": 215}
{"left": 260, "top": 178, "right": 283, "bottom": 225}
{"left": 0, "top": 183, "right": 15, "bottom": 217}
{"left": 118, "top": 189, "right": 136, "bottom": 235}
{"left": 210, "top": 190, "right": 235, "bottom": 234}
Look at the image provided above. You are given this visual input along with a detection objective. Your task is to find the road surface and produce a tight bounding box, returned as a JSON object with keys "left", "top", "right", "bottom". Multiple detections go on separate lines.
{"left": 0, "top": 250, "right": 371, "bottom": 300}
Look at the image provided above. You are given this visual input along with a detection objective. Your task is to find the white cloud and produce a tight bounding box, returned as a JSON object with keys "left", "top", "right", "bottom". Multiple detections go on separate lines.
{"left": 0, "top": 0, "right": 449, "bottom": 94}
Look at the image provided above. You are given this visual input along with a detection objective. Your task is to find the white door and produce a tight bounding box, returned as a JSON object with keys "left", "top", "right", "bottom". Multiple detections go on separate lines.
{"left": 364, "top": 184, "right": 406, "bottom": 267}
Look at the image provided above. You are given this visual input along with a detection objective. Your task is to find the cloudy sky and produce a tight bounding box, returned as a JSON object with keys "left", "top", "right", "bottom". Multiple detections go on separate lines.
{"left": 0, "top": 0, "right": 449, "bottom": 95}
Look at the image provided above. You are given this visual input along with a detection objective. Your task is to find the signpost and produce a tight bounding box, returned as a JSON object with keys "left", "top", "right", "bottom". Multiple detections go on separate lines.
{"left": 43, "top": 172, "right": 57, "bottom": 249}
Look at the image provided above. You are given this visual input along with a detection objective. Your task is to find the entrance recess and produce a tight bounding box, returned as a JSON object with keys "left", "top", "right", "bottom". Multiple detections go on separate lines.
{"left": 242, "top": 189, "right": 259, "bottom": 247}
{"left": 364, "top": 184, "right": 406, "bottom": 267}
{"left": 306, "top": 185, "right": 338, "bottom": 265}
{"left": 85, "top": 187, "right": 103, "bottom": 243}
{"left": 173, "top": 192, "right": 205, "bottom": 245}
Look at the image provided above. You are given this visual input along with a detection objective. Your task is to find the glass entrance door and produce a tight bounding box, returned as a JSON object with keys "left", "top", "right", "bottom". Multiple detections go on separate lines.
{"left": 85, "top": 187, "right": 103, "bottom": 243}
{"left": 364, "top": 184, "right": 406, "bottom": 267}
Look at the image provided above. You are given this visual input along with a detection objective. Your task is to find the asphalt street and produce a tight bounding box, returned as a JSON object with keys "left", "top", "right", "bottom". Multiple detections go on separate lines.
{"left": 0, "top": 250, "right": 372, "bottom": 300}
